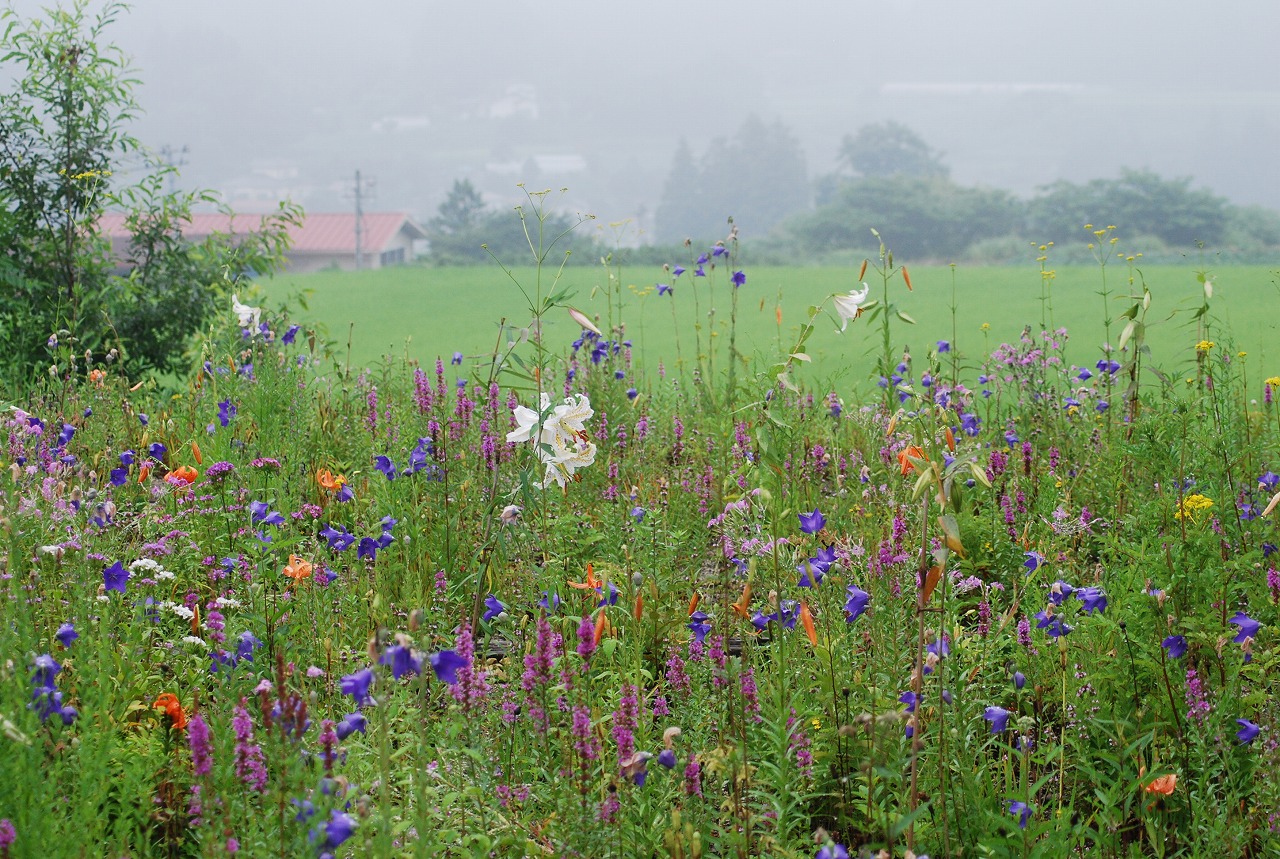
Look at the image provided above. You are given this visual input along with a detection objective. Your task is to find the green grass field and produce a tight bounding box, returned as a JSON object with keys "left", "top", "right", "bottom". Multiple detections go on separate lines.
{"left": 260, "top": 263, "right": 1280, "bottom": 395}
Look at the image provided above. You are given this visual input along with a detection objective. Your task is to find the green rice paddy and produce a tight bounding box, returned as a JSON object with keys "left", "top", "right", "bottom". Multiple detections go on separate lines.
{"left": 260, "top": 263, "right": 1280, "bottom": 396}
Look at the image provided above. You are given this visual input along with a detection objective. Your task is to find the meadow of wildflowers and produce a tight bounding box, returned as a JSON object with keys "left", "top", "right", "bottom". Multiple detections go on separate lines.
{"left": 1, "top": 222, "right": 1278, "bottom": 859}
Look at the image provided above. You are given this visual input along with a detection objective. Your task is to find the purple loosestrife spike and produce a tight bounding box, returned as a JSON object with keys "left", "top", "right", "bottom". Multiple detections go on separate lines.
{"left": 1235, "top": 719, "right": 1261, "bottom": 745}
{"left": 577, "top": 615, "right": 597, "bottom": 660}
{"left": 984, "top": 706, "right": 1012, "bottom": 733}
{"left": 189, "top": 712, "right": 213, "bottom": 776}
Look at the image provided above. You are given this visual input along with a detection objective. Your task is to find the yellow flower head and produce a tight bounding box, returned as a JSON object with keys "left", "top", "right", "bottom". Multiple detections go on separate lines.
{"left": 1175, "top": 494, "right": 1214, "bottom": 522}
{"left": 1195, "top": 340, "right": 1215, "bottom": 353}
{"left": 1265, "top": 376, "right": 1280, "bottom": 387}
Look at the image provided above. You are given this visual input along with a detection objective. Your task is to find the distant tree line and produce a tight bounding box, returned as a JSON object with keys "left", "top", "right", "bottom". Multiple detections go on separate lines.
{"left": 648, "top": 120, "right": 1280, "bottom": 264}
{"left": 425, "top": 121, "right": 1280, "bottom": 266}
{"left": 423, "top": 180, "right": 605, "bottom": 266}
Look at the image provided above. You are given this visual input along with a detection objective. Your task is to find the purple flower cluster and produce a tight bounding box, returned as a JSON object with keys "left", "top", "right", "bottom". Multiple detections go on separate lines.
{"left": 29, "top": 654, "right": 77, "bottom": 725}
{"left": 232, "top": 699, "right": 268, "bottom": 792}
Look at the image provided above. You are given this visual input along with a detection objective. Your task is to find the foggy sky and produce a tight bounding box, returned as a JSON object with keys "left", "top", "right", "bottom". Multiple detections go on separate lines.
{"left": 4, "top": 0, "right": 1278, "bottom": 232}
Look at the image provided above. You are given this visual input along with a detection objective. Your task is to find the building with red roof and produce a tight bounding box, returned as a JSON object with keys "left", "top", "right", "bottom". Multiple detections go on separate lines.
{"left": 99, "top": 211, "right": 427, "bottom": 274}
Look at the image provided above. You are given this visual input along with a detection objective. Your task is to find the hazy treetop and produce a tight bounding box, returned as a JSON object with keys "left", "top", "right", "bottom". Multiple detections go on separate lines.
{"left": 4, "top": 0, "right": 1276, "bottom": 220}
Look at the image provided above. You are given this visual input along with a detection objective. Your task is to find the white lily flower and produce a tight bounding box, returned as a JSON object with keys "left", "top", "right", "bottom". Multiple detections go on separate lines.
{"left": 232, "top": 294, "right": 262, "bottom": 328}
{"left": 552, "top": 393, "right": 593, "bottom": 435}
{"left": 506, "top": 392, "right": 557, "bottom": 445}
{"left": 832, "top": 283, "right": 871, "bottom": 332}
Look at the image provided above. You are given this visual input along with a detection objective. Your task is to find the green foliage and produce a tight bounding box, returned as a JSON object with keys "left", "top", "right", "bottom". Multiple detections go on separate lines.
{"left": 836, "top": 121, "right": 950, "bottom": 181}
{"left": 0, "top": 1, "right": 296, "bottom": 387}
{"left": 655, "top": 116, "right": 809, "bottom": 244}
{"left": 784, "top": 175, "right": 1023, "bottom": 261}
{"left": 1026, "top": 169, "right": 1229, "bottom": 247}
{"left": 1, "top": 237, "right": 1280, "bottom": 856}
{"left": 425, "top": 181, "right": 598, "bottom": 265}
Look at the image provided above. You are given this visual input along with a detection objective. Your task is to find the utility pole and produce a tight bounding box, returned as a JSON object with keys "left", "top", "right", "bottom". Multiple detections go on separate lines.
{"left": 346, "top": 170, "right": 377, "bottom": 270}
{"left": 158, "top": 144, "right": 189, "bottom": 194}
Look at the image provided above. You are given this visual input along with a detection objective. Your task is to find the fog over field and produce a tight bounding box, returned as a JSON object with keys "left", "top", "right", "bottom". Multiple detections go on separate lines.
{"left": 5, "top": 0, "right": 1278, "bottom": 231}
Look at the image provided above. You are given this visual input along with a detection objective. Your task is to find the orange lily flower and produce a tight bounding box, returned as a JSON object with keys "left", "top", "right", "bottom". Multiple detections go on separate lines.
{"left": 1145, "top": 773, "right": 1177, "bottom": 795}
{"left": 567, "top": 563, "right": 602, "bottom": 602}
{"left": 153, "top": 693, "right": 188, "bottom": 732}
{"left": 317, "top": 468, "right": 346, "bottom": 491}
{"left": 898, "top": 445, "right": 925, "bottom": 476}
{"left": 283, "top": 554, "right": 314, "bottom": 582}
{"left": 731, "top": 583, "right": 753, "bottom": 619}
{"left": 165, "top": 465, "right": 199, "bottom": 487}
{"left": 88, "top": 368, "right": 106, "bottom": 388}
{"left": 799, "top": 601, "right": 818, "bottom": 647}
{"left": 138, "top": 463, "right": 151, "bottom": 483}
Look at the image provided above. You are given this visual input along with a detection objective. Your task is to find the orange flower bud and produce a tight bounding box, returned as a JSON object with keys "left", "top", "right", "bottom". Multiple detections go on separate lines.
{"left": 901, "top": 265, "right": 913, "bottom": 291}
{"left": 799, "top": 602, "right": 818, "bottom": 647}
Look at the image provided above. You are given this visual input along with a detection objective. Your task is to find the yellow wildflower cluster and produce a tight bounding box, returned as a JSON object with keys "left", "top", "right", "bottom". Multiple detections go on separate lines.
{"left": 1195, "top": 340, "right": 1215, "bottom": 353}
{"left": 1265, "top": 376, "right": 1280, "bottom": 387}
{"left": 1175, "top": 494, "right": 1214, "bottom": 522}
